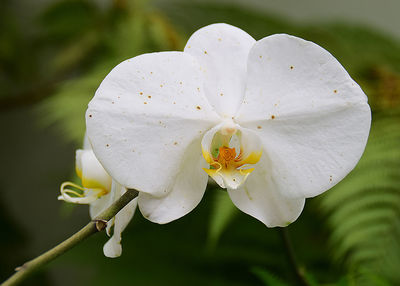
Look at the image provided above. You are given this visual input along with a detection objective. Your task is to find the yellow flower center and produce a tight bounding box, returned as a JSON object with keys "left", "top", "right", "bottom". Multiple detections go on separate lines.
{"left": 216, "top": 146, "right": 242, "bottom": 169}
{"left": 202, "top": 133, "right": 262, "bottom": 189}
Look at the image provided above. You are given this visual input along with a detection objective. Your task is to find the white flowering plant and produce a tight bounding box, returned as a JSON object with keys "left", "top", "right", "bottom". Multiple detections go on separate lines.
{"left": 73, "top": 23, "right": 370, "bottom": 256}
{"left": 3, "top": 19, "right": 377, "bottom": 286}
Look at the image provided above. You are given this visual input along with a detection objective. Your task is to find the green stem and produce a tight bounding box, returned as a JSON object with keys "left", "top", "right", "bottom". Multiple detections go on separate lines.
{"left": 279, "top": 228, "right": 311, "bottom": 286}
{"left": 1, "top": 189, "right": 139, "bottom": 286}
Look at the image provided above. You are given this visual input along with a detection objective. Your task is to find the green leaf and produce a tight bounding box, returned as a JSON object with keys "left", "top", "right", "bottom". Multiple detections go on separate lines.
{"left": 36, "top": 66, "right": 111, "bottom": 143}
{"left": 207, "top": 189, "right": 239, "bottom": 251}
{"left": 38, "top": 0, "right": 99, "bottom": 41}
{"left": 251, "top": 267, "right": 289, "bottom": 286}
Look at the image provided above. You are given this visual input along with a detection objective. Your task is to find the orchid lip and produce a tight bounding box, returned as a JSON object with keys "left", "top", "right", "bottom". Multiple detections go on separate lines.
{"left": 202, "top": 129, "right": 262, "bottom": 189}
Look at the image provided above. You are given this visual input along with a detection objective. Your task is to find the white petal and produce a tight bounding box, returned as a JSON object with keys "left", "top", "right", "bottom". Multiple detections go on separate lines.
{"left": 105, "top": 180, "right": 122, "bottom": 236}
{"left": 86, "top": 52, "right": 219, "bottom": 196}
{"left": 236, "top": 34, "right": 371, "bottom": 198}
{"left": 248, "top": 105, "right": 370, "bottom": 199}
{"left": 138, "top": 138, "right": 208, "bottom": 224}
{"left": 237, "top": 34, "right": 369, "bottom": 121}
{"left": 228, "top": 155, "right": 305, "bottom": 227}
{"left": 77, "top": 149, "right": 111, "bottom": 191}
{"left": 184, "top": 23, "right": 255, "bottom": 117}
{"left": 90, "top": 180, "right": 120, "bottom": 220}
{"left": 83, "top": 133, "right": 91, "bottom": 149}
{"left": 76, "top": 150, "right": 83, "bottom": 175}
{"left": 89, "top": 192, "right": 112, "bottom": 219}
{"left": 103, "top": 187, "right": 137, "bottom": 258}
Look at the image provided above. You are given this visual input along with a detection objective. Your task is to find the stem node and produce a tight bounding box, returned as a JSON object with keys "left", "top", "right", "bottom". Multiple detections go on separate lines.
{"left": 94, "top": 219, "right": 108, "bottom": 231}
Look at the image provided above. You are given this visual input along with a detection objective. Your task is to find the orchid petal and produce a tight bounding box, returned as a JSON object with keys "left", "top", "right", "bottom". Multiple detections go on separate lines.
{"left": 89, "top": 193, "right": 111, "bottom": 219}
{"left": 228, "top": 155, "right": 305, "bottom": 227}
{"left": 83, "top": 133, "right": 91, "bottom": 149}
{"left": 86, "top": 52, "right": 219, "bottom": 196}
{"left": 138, "top": 138, "right": 208, "bottom": 224}
{"left": 104, "top": 181, "right": 121, "bottom": 236}
{"left": 76, "top": 149, "right": 112, "bottom": 191}
{"left": 184, "top": 23, "right": 255, "bottom": 117}
{"left": 104, "top": 186, "right": 138, "bottom": 258}
{"left": 89, "top": 180, "right": 118, "bottom": 221}
{"left": 237, "top": 34, "right": 369, "bottom": 121}
{"left": 237, "top": 34, "right": 371, "bottom": 199}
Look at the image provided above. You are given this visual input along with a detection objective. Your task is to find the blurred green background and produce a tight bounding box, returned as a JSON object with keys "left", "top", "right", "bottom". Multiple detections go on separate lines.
{"left": 1, "top": 0, "right": 400, "bottom": 285}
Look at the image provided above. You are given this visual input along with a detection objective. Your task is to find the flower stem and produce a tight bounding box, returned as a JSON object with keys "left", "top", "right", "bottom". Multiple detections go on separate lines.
{"left": 1, "top": 189, "right": 139, "bottom": 286}
{"left": 279, "top": 228, "right": 311, "bottom": 286}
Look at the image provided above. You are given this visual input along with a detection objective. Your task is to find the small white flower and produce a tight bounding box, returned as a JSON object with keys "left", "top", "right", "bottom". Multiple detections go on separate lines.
{"left": 59, "top": 136, "right": 137, "bottom": 257}
{"left": 86, "top": 23, "right": 371, "bottom": 227}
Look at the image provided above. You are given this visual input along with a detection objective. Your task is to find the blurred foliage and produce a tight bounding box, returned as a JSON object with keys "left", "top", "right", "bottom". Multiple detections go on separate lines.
{"left": 1, "top": 0, "right": 400, "bottom": 285}
{"left": 206, "top": 189, "right": 239, "bottom": 251}
{"left": 320, "top": 111, "right": 400, "bottom": 285}
{"left": 252, "top": 267, "right": 291, "bottom": 286}
{"left": 0, "top": 188, "right": 52, "bottom": 286}
{"left": 36, "top": 0, "right": 185, "bottom": 142}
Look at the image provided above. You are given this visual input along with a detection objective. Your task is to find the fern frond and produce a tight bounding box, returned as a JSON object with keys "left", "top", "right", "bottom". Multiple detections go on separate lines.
{"left": 320, "top": 111, "right": 400, "bottom": 283}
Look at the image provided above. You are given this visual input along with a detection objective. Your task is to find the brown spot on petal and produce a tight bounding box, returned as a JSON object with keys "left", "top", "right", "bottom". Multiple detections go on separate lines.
{"left": 196, "top": 106, "right": 201, "bottom": 110}
{"left": 174, "top": 142, "right": 178, "bottom": 145}
{"left": 88, "top": 114, "right": 92, "bottom": 118}
{"left": 290, "top": 66, "right": 294, "bottom": 70}
{"left": 220, "top": 93, "right": 224, "bottom": 96}
{"left": 106, "top": 144, "right": 110, "bottom": 147}
{"left": 271, "top": 115, "right": 275, "bottom": 119}
{"left": 139, "top": 92, "right": 143, "bottom": 95}
{"left": 334, "top": 89, "right": 338, "bottom": 93}
{"left": 144, "top": 102, "right": 147, "bottom": 104}
{"left": 148, "top": 95, "right": 151, "bottom": 99}
{"left": 204, "top": 51, "right": 208, "bottom": 54}
{"left": 257, "top": 126, "right": 262, "bottom": 129}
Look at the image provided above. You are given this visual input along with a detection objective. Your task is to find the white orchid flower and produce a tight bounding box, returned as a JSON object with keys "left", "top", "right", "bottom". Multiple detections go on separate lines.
{"left": 59, "top": 136, "right": 137, "bottom": 257}
{"left": 86, "top": 23, "right": 371, "bottom": 227}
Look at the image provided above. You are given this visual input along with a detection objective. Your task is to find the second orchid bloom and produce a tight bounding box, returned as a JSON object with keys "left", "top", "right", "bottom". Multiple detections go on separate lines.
{"left": 59, "top": 137, "right": 137, "bottom": 258}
